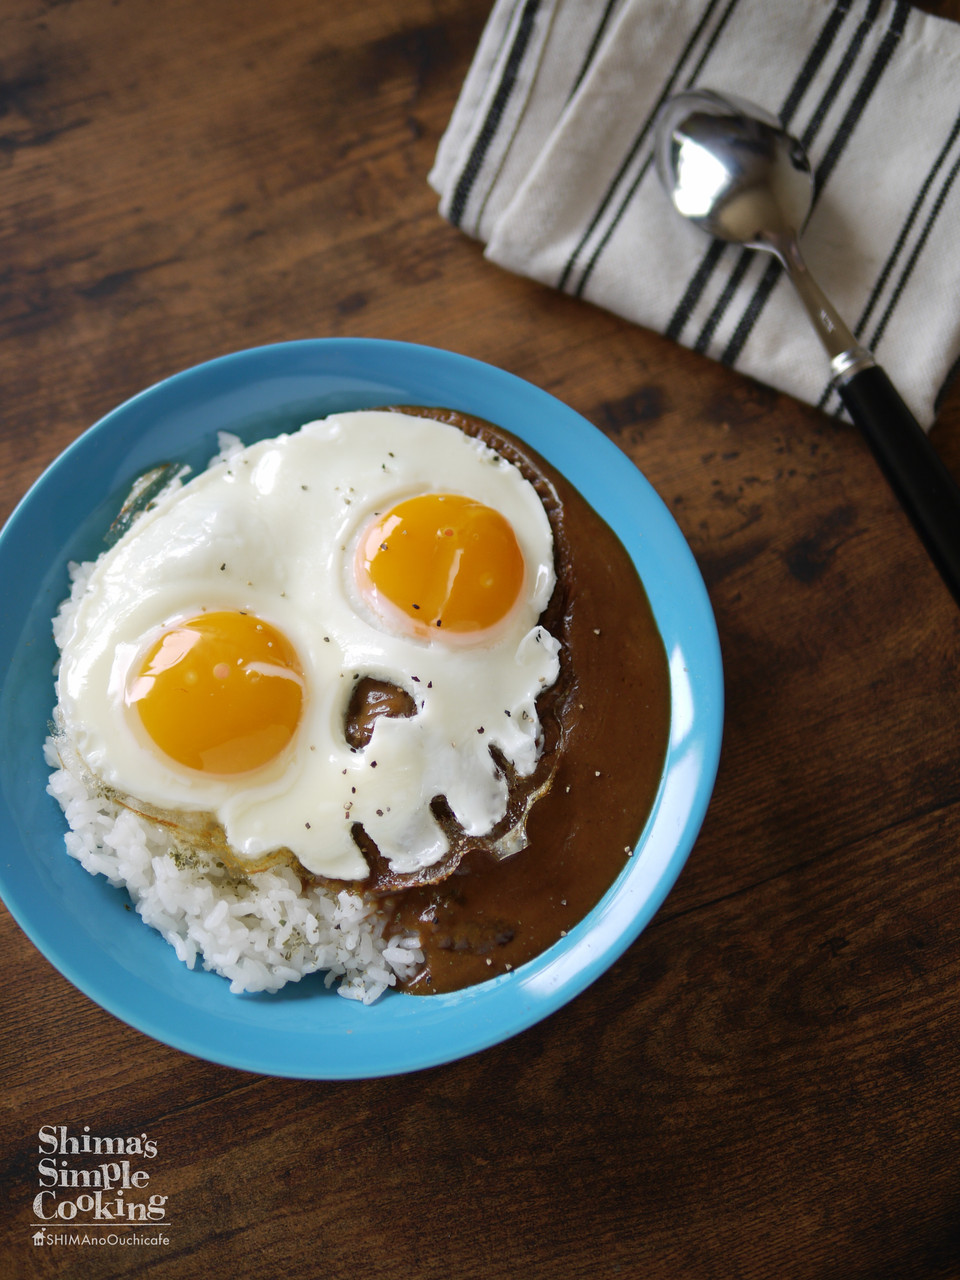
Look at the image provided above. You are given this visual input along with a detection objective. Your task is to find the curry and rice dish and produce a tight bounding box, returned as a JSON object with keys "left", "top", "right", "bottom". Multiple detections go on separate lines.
{"left": 46, "top": 407, "right": 670, "bottom": 1000}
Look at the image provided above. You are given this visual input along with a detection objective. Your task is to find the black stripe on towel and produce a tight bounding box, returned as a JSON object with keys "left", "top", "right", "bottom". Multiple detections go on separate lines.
{"left": 666, "top": 0, "right": 853, "bottom": 343}
{"left": 870, "top": 147, "right": 960, "bottom": 350}
{"left": 692, "top": 253, "right": 755, "bottom": 354}
{"left": 569, "top": 0, "right": 622, "bottom": 101}
{"left": 797, "top": 0, "right": 881, "bottom": 150}
{"left": 817, "top": 104, "right": 960, "bottom": 413}
{"left": 448, "top": 0, "right": 541, "bottom": 229}
{"left": 720, "top": 0, "right": 910, "bottom": 369}
{"left": 555, "top": 0, "right": 734, "bottom": 294}
{"left": 862, "top": 108, "right": 960, "bottom": 344}
{"left": 780, "top": 0, "right": 853, "bottom": 125}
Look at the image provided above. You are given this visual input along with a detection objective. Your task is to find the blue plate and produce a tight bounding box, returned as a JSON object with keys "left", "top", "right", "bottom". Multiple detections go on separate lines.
{"left": 0, "top": 339, "right": 722, "bottom": 1078}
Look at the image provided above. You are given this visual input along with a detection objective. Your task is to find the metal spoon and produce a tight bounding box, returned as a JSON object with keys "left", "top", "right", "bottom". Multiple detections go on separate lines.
{"left": 655, "top": 88, "right": 960, "bottom": 607}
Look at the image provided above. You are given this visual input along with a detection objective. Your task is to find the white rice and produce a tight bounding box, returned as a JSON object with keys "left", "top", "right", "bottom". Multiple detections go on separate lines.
{"left": 44, "top": 436, "right": 425, "bottom": 1001}
{"left": 44, "top": 736, "right": 424, "bottom": 1000}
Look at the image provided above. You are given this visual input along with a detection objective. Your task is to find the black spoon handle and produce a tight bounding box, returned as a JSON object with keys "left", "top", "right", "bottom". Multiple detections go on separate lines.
{"left": 837, "top": 364, "right": 960, "bottom": 609}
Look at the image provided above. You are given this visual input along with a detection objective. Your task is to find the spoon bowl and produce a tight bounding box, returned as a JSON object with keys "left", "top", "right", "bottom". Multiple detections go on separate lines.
{"left": 655, "top": 89, "right": 812, "bottom": 248}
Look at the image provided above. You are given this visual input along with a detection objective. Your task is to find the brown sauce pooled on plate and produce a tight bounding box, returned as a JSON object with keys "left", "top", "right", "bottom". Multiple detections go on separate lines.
{"left": 344, "top": 406, "right": 671, "bottom": 994}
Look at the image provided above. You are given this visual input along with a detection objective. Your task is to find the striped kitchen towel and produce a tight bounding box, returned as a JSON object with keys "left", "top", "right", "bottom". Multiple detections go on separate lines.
{"left": 430, "top": 0, "right": 960, "bottom": 428}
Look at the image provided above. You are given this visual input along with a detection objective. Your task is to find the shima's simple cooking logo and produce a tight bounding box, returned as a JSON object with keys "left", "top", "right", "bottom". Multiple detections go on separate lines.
{"left": 31, "top": 1125, "right": 171, "bottom": 1248}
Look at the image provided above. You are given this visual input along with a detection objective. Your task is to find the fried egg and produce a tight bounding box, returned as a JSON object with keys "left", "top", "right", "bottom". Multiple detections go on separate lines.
{"left": 54, "top": 410, "right": 560, "bottom": 880}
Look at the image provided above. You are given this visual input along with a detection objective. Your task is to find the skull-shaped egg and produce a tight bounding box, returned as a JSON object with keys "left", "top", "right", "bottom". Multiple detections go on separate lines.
{"left": 54, "top": 411, "right": 560, "bottom": 881}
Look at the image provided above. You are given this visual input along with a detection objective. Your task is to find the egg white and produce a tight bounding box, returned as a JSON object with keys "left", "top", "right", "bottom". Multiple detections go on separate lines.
{"left": 54, "top": 410, "right": 560, "bottom": 880}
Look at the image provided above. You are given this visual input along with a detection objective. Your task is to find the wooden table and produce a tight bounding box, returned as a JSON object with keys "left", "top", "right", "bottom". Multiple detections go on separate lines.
{"left": 3, "top": 2, "right": 959, "bottom": 1276}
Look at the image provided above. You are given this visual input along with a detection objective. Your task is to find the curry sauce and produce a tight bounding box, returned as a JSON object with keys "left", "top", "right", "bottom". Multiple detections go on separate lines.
{"left": 371, "top": 408, "right": 671, "bottom": 994}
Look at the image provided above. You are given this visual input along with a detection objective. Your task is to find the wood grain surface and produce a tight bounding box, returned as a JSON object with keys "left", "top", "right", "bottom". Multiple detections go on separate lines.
{"left": 2, "top": 2, "right": 959, "bottom": 1277}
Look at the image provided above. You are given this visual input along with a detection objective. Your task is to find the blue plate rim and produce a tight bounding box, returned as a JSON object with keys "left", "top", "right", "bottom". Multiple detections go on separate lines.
{"left": 0, "top": 337, "right": 723, "bottom": 1078}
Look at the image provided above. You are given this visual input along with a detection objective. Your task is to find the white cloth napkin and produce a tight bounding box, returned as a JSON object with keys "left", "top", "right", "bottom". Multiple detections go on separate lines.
{"left": 430, "top": 0, "right": 960, "bottom": 428}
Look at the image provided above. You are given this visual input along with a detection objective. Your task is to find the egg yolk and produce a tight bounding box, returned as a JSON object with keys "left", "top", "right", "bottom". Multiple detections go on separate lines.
{"left": 357, "top": 493, "right": 525, "bottom": 637}
{"left": 126, "top": 611, "right": 304, "bottom": 774}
